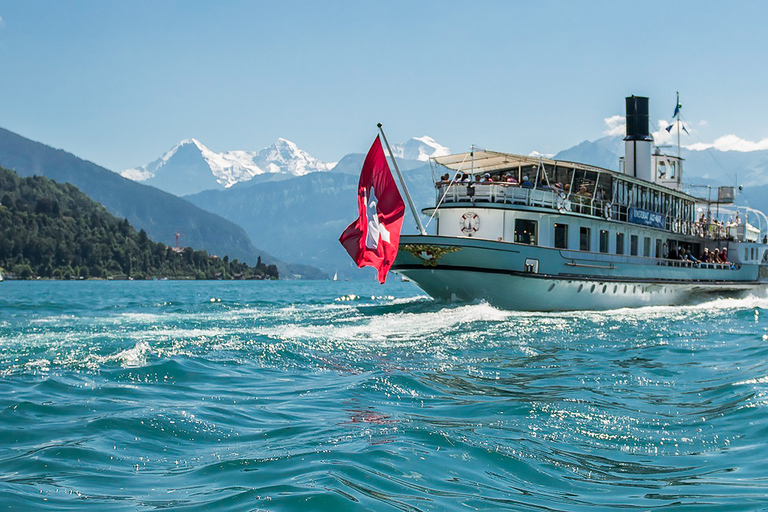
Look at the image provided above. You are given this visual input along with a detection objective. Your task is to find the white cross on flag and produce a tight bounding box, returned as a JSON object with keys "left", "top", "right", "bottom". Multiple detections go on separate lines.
{"left": 339, "top": 136, "right": 405, "bottom": 283}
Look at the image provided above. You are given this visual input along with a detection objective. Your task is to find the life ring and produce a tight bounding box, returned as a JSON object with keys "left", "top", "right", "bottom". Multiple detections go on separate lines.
{"left": 682, "top": 222, "right": 689, "bottom": 235}
{"left": 672, "top": 220, "right": 680, "bottom": 233}
{"left": 556, "top": 193, "right": 570, "bottom": 213}
{"left": 604, "top": 202, "right": 613, "bottom": 220}
{"left": 460, "top": 212, "right": 479, "bottom": 235}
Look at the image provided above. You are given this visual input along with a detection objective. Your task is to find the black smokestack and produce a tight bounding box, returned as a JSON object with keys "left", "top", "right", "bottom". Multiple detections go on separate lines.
{"left": 625, "top": 96, "right": 652, "bottom": 141}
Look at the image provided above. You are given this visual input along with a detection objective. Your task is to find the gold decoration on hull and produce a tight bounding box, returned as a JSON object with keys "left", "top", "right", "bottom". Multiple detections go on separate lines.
{"left": 401, "top": 244, "right": 461, "bottom": 267}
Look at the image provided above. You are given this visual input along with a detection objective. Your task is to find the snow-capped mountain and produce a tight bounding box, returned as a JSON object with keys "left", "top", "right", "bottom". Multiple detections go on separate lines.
{"left": 122, "top": 136, "right": 449, "bottom": 197}
{"left": 390, "top": 136, "right": 450, "bottom": 161}
{"left": 122, "top": 138, "right": 335, "bottom": 196}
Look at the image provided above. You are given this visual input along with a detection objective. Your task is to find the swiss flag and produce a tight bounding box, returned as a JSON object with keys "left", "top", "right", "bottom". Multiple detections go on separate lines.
{"left": 339, "top": 136, "right": 405, "bottom": 283}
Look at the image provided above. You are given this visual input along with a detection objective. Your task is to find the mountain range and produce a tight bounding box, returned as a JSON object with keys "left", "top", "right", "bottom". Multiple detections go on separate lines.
{"left": 0, "top": 127, "right": 325, "bottom": 279}
{"left": 179, "top": 135, "right": 768, "bottom": 279}
{"left": 5, "top": 124, "right": 768, "bottom": 281}
{"left": 122, "top": 138, "right": 335, "bottom": 196}
{"left": 121, "top": 136, "right": 450, "bottom": 196}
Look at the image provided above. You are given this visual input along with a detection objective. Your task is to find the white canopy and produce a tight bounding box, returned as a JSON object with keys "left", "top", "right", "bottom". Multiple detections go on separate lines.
{"left": 432, "top": 150, "right": 608, "bottom": 175}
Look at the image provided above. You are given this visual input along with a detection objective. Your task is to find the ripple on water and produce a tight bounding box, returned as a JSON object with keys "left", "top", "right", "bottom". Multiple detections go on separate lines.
{"left": 2, "top": 282, "right": 768, "bottom": 509}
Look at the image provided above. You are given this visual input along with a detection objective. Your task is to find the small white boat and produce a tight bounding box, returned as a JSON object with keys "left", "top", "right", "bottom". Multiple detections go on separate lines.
{"left": 332, "top": 272, "right": 338, "bottom": 281}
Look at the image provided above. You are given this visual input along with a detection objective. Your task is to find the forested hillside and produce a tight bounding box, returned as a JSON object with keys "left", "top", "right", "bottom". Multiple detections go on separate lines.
{"left": 0, "top": 127, "right": 325, "bottom": 279}
{"left": 0, "top": 167, "right": 278, "bottom": 280}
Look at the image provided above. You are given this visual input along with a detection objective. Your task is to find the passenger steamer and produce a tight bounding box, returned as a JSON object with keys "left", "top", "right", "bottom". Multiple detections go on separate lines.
{"left": 392, "top": 96, "right": 768, "bottom": 310}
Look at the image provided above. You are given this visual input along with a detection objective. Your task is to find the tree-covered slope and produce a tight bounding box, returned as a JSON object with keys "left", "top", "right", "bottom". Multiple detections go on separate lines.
{"left": 0, "top": 167, "right": 278, "bottom": 280}
{"left": 0, "top": 127, "right": 324, "bottom": 279}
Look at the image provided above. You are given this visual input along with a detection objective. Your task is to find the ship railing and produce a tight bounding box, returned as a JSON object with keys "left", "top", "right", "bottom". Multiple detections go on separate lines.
{"left": 560, "top": 249, "right": 739, "bottom": 271}
{"left": 658, "top": 258, "right": 738, "bottom": 270}
{"left": 436, "top": 183, "right": 572, "bottom": 212}
{"left": 434, "top": 183, "right": 705, "bottom": 233}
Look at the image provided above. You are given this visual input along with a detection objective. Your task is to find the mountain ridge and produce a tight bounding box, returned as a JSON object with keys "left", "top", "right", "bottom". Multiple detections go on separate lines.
{"left": 122, "top": 136, "right": 450, "bottom": 196}
{"left": 0, "top": 127, "right": 326, "bottom": 279}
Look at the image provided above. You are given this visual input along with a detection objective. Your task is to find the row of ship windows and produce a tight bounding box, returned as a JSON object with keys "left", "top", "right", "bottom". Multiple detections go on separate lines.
{"left": 514, "top": 219, "right": 765, "bottom": 262}
{"left": 514, "top": 219, "right": 661, "bottom": 257}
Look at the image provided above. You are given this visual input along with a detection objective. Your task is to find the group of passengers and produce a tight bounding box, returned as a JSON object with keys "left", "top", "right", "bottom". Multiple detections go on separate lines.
{"left": 702, "top": 247, "right": 730, "bottom": 264}
{"left": 673, "top": 246, "right": 729, "bottom": 265}
{"left": 693, "top": 212, "right": 743, "bottom": 239}
{"left": 438, "top": 172, "right": 536, "bottom": 189}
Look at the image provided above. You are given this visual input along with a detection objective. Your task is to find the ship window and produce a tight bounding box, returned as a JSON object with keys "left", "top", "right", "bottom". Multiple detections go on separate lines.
{"left": 655, "top": 239, "right": 662, "bottom": 258}
{"left": 644, "top": 237, "right": 651, "bottom": 257}
{"left": 514, "top": 219, "right": 537, "bottom": 245}
{"left": 658, "top": 161, "right": 666, "bottom": 177}
{"left": 616, "top": 233, "right": 625, "bottom": 255}
{"left": 630, "top": 235, "right": 638, "bottom": 256}
{"left": 554, "top": 223, "right": 568, "bottom": 249}
{"left": 599, "top": 230, "right": 609, "bottom": 253}
{"left": 670, "top": 161, "right": 676, "bottom": 179}
{"left": 580, "top": 227, "right": 591, "bottom": 251}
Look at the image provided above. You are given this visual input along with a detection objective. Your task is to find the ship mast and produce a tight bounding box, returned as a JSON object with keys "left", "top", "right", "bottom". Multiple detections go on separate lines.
{"left": 674, "top": 91, "right": 681, "bottom": 160}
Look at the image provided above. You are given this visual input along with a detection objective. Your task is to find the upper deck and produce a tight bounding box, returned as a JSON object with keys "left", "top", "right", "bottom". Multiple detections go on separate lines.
{"left": 429, "top": 150, "right": 766, "bottom": 242}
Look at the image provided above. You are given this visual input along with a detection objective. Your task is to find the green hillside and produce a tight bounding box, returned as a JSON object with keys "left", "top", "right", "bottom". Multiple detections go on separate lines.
{"left": 0, "top": 127, "right": 325, "bottom": 279}
{"left": 0, "top": 167, "right": 278, "bottom": 280}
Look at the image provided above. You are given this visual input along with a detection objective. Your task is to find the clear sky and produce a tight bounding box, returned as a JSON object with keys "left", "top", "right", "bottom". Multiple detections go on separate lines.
{"left": 1, "top": 1, "right": 768, "bottom": 172}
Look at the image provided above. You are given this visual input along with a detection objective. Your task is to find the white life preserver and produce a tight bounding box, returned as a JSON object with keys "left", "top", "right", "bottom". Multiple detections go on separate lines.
{"left": 604, "top": 202, "right": 613, "bottom": 220}
{"left": 682, "top": 222, "right": 689, "bottom": 235}
{"left": 672, "top": 220, "right": 680, "bottom": 233}
{"left": 460, "top": 212, "right": 479, "bottom": 236}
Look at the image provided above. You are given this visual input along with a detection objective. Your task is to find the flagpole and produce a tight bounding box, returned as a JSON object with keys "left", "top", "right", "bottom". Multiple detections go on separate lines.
{"left": 377, "top": 123, "right": 427, "bottom": 235}
{"left": 676, "top": 92, "right": 680, "bottom": 160}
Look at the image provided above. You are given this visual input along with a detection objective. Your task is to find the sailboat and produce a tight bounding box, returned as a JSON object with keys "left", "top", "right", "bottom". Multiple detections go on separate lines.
{"left": 332, "top": 272, "right": 338, "bottom": 281}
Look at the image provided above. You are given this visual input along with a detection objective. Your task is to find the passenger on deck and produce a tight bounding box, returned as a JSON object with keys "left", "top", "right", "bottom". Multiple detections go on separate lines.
{"left": 505, "top": 174, "right": 519, "bottom": 185}
{"left": 702, "top": 248, "right": 712, "bottom": 263}
{"left": 521, "top": 176, "right": 534, "bottom": 188}
{"left": 482, "top": 173, "right": 493, "bottom": 183}
{"left": 577, "top": 184, "right": 592, "bottom": 197}
{"left": 713, "top": 248, "right": 721, "bottom": 263}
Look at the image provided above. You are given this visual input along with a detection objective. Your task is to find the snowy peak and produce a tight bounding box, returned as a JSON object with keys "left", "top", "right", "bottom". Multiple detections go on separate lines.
{"left": 391, "top": 136, "right": 450, "bottom": 161}
{"left": 121, "top": 138, "right": 334, "bottom": 196}
{"left": 120, "top": 135, "right": 448, "bottom": 197}
{"left": 254, "top": 138, "right": 334, "bottom": 176}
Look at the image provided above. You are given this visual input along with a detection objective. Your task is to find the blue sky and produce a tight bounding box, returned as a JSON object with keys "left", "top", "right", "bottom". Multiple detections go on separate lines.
{"left": 1, "top": 1, "right": 768, "bottom": 172}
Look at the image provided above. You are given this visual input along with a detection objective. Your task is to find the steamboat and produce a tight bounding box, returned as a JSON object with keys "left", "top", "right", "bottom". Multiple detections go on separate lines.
{"left": 391, "top": 96, "right": 768, "bottom": 310}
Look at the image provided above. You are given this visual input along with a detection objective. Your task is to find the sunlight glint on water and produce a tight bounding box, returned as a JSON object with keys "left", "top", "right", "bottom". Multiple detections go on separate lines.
{"left": 1, "top": 280, "right": 768, "bottom": 510}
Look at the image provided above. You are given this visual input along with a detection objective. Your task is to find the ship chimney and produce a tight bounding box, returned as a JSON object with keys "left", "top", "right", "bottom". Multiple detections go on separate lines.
{"left": 624, "top": 96, "right": 653, "bottom": 181}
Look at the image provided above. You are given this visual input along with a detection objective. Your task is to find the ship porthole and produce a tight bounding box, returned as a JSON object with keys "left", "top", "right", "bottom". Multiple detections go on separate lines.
{"left": 624, "top": 285, "right": 627, "bottom": 293}
{"left": 548, "top": 283, "right": 555, "bottom": 292}
{"left": 590, "top": 284, "right": 596, "bottom": 293}
{"left": 578, "top": 284, "right": 584, "bottom": 292}
{"left": 602, "top": 285, "right": 607, "bottom": 293}
{"left": 613, "top": 285, "right": 618, "bottom": 293}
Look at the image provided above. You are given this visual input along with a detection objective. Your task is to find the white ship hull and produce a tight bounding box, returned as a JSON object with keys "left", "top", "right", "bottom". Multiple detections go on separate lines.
{"left": 393, "top": 235, "right": 765, "bottom": 311}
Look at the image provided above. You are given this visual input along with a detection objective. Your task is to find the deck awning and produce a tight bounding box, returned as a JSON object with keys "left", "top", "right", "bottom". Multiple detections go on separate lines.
{"left": 432, "top": 150, "right": 608, "bottom": 175}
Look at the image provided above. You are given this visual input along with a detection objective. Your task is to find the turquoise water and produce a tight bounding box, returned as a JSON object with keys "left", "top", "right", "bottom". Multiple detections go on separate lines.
{"left": 2, "top": 280, "right": 768, "bottom": 510}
